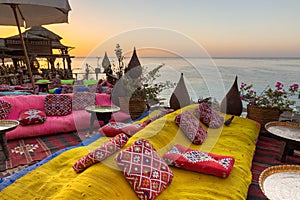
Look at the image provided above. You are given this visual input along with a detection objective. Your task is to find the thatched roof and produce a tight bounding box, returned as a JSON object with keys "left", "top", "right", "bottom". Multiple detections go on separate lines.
{"left": 8, "top": 26, "right": 62, "bottom": 41}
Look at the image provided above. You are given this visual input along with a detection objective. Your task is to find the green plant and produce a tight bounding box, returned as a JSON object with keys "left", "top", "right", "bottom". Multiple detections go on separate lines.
{"left": 240, "top": 81, "right": 299, "bottom": 111}
{"left": 123, "top": 64, "right": 175, "bottom": 105}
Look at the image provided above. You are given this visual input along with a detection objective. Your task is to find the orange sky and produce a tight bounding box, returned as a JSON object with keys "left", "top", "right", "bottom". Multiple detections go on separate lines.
{"left": 1, "top": 1, "right": 299, "bottom": 58}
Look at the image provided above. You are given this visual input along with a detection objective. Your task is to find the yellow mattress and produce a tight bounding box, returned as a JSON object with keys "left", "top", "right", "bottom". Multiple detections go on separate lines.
{"left": 1, "top": 104, "right": 260, "bottom": 200}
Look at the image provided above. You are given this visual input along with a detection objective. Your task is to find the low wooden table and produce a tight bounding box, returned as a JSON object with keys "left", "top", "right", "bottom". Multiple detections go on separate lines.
{"left": 35, "top": 82, "right": 50, "bottom": 93}
{"left": 85, "top": 105, "right": 120, "bottom": 134}
{"left": 0, "top": 120, "right": 19, "bottom": 160}
{"left": 265, "top": 121, "right": 300, "bottom": 162}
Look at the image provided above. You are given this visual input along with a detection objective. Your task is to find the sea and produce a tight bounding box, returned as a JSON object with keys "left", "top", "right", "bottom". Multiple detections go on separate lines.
{"left": 70, "top": 57, "right": 300, "bottom": 109}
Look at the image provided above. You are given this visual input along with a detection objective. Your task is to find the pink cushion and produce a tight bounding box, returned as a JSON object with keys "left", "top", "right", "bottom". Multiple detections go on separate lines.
{"left": 18, "top": 109, "right": 46, "bottom": 126}
{"left": 72, "top": 92, "right": 96, "bottom": 110}
{"left": 163, "top": 144, "right": 235, "bottom": 178}
{"left": 99, "top": 122, "right": 145, "bottom": 137}
{"left": 116, "top": 139, "right": 174, "bottom": 200}
{"left": 194, "top": 103, "right": 224, "bottom": 128}
{"left": 73, "top": 133, "right": 129, "bottom": 173}
{"left": 0, "top": 99, "right": 12, "bottom": 120}
{"left": 175, "top": 111, "right": 207, "bottom": 145}
{"left": 44, "top": 94, "right": 72, "bottom": 116}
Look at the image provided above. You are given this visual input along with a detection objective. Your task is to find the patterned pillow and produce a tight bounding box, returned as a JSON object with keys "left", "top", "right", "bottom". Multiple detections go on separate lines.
{"left": 88, "top": 84, "right": 98, "bottom": 93}
{"left": 72, "top": 92, "right": 96, "bottom": 110}
{"left": 163, "top": 144, "right": 235, "bottom": 178}
{"left": 0, "top": 100, "right": 12, "bottom": 120}
{"left": 194, "top": 102, "right": 224, "bottom": 128}
{"left": 73, "top": 133, "right": 128, "bottom": 173}
{"left": 44, "top": 94, "right": 72, "bottom": 116}
{"left": 98, "top": 122, "right": 145, "bottom": 137}
{"left": 61, "top": 84, "right": 73, "bottom": 94}
{"left": 116, "top": 139, "right": 174, "bottom": 200}
{"left": 175, "top": 111, "right": 207, "bottom": 145}
{"left": 18, "top": 109, "right": 46, "bottom": 126}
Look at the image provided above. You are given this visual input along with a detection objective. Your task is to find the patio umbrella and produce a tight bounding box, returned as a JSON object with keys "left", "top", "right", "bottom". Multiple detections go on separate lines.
{"left": 0, "top": 0, "right": 71, "bottom": 89}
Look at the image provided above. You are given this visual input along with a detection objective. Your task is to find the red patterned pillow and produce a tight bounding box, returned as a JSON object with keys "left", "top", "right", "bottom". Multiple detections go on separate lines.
{"left": 18, "top": 109, "right": 46, "bottom": 126}
{"left": 99, "top": 122, "right": 145, "bottom": 137}
{"left": 0, "top": 100, "right": 12, "bottom": 120}
{"left": 73, "top": 133, "right": 128, "bottom": 173}
{"left": 72, "top": 92, "right": 96, "bottom": 110}
{"left": 175, "top": 111, "right": 207, "bottom": 145}
{"left": 194, "top": 102, "right": 224, "bottom": 128}
{"left": 163, "top": 144, "right": 235, "bottom": 178}
{"left": 116, "top": 139, "right": 174, "bottom": 200}
{"left": 44, "top": 94, "right": 72, "bottom": 116}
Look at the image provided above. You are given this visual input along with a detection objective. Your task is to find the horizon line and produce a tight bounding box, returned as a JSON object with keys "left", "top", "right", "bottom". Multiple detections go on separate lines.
{"left": 72, "top": 56, "right": 300, "bottom": 59}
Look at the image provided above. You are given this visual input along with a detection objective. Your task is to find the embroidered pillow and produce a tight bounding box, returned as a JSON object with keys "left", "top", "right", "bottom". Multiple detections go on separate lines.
{"left": 72, "top": 92, "right": 96, "bottom": 110}
{"left": 44, "top": 94, "right": 72, "bottom": 116}
{"left": 0, "top": 100, "right": 12, "bottom": 120}
{"left": 163, "top": 144, "right": 235, "bottom": 178}
{"left": 194, "top": 102, "right": 224, "bottom": 128}
{"left": 175, "top": 111, "right": 207, "bottom": 145}
{"left": 18, "top": 109, "right": 46, "bottom": 126}
{"left": 73, "top": 133, "right": 128, "bottom": 173}
{"left": 116, "top": 139, "right": 174, "bottom": 200}
{"left": 98, "top": 122, "right": 145, "bottom": 137}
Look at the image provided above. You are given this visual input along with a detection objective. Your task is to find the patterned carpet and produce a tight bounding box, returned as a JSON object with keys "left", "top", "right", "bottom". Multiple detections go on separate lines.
{"left": 0, "top": 131, "right": 95, "bottom": 178}
{"left": 246, "top": 134, "right": 300, "bottom": 200}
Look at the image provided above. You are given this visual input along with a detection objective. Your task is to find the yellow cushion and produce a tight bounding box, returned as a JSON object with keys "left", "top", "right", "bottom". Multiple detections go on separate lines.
{"left": 1, "top": 104, "right": 260, "bottom": 199}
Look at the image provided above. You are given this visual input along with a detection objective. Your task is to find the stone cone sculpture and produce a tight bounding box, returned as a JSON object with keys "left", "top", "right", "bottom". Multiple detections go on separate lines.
{"left": 220, "top": 76, "right": 243, "bottom": 116}
{"left": 169, "top": 73, "right": 191, "bottom": 110}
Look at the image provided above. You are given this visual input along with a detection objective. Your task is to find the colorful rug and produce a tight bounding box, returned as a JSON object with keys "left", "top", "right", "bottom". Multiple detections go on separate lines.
{"left": 246, "top": 134, "right": 300, "bottom": 200}
{"left": 0, "top": 131, "right": 94, "bottom": 178}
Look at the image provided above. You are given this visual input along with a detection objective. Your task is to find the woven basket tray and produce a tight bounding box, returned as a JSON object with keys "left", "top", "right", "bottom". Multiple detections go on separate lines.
{"left": 247, "top": 105, "right": 282, "bottom": 133}
{"left": 259, "top": 165, "right": 300, "bottom": 200}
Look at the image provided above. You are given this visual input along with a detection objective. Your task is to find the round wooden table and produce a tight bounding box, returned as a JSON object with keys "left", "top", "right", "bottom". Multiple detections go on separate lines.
{"left": 35, "top": 82, "right": 50, "bottom": 93}
{"left": 85, "top": 105, "right": 120, "bottom": 134}
{"left": 265, "top": 121, "right": 300, "bottom": 162}
{"left": 0, "top": 120, "right": 19, "bottom": 160}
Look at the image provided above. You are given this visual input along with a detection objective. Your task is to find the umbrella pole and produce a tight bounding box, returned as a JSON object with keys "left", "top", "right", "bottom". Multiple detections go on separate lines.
{"left": 11, "top": 5, "right": 35, "bottom": 90}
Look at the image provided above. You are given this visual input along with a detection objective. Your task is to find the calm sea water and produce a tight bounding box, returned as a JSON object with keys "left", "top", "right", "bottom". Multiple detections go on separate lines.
{"left": 71, "top": 57, "right": 300, "bottom": 107}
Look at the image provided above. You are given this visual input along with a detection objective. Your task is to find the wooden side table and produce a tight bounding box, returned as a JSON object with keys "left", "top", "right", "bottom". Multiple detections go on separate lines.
{"left": 0, "top": 120, "right": 19, "bottom": 160}
{"left": 35, "top": 82, "right": 50, "bottom": 93}
{"left": 85, "top": 105, "right": 120, "bottom": 134}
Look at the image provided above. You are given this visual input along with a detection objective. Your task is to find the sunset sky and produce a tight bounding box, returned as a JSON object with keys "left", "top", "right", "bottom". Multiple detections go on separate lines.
{"left": 1, "top": 0, "right": 299, "bottom": 57}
